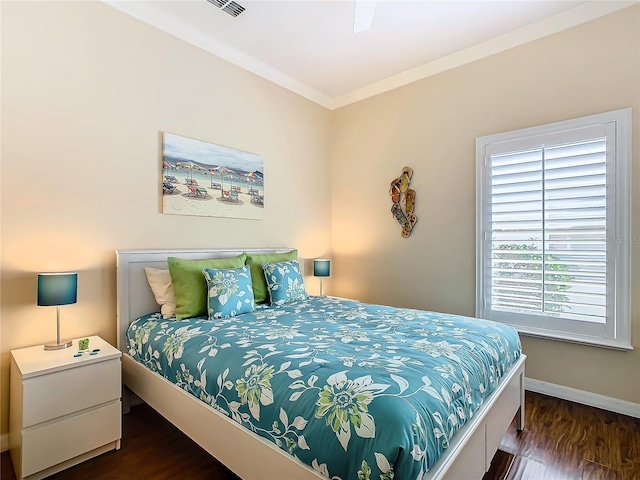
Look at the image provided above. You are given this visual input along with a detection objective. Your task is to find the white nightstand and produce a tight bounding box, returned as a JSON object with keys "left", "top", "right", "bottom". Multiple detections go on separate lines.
{"left": 9, "top": 335, "right": 122, "bottom": 480}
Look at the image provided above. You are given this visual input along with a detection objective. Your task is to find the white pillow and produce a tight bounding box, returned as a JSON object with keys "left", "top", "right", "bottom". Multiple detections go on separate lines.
{"left": 144, "top": 267, "right": 176, "bottom": 319}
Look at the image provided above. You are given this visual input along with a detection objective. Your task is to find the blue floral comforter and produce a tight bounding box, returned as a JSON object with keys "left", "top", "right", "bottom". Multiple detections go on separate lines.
{"left": 126, "top": 296, "right": 521, "bottom": 480}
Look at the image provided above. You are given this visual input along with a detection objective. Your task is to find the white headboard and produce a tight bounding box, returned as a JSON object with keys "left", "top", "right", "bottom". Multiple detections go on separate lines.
{"left": 115, "top": 248, "right": 297, "bottom": 352}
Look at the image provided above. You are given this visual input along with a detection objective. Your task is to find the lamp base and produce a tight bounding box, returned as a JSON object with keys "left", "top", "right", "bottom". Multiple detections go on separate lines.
{"left": 44, "top": 340, "right": 73, "bottom": 351}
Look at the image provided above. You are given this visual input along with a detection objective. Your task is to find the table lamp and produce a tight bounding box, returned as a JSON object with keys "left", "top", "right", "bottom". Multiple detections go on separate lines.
{"left": 313, "top": 259, "right": 330, "bottom": 296}
{"left": 37, "top": 272, "right": 77, "bottom": 350}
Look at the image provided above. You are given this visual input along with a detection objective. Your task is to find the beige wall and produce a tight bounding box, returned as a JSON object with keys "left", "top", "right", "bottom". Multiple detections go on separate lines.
{"left": 330, "top": 6, "right": 640, "bottom": 404}
{"left": 0, "top": 1, "right": 332, "bottom": 434}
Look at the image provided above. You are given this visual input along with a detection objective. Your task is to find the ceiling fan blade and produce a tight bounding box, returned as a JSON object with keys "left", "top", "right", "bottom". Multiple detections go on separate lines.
{"left": 354, "top": 0, "right": 377, "bottom": 33}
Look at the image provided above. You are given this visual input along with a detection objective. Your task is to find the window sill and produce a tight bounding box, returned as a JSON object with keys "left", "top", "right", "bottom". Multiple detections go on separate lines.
{"left": 516, "top": 326, "right": 633, "bottom": 351}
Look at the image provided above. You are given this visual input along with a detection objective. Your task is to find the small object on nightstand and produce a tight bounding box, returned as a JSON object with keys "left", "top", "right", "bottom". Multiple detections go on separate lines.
{"left": 78, "top": 338, "right": 89, "bottom": 351}
{"left": 73, "top": 347, "right": 101, "bottom": 358}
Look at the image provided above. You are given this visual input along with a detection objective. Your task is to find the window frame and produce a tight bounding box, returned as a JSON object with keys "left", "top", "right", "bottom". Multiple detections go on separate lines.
{"left": 476, "top": 109, "right": 632, "bottom": 350}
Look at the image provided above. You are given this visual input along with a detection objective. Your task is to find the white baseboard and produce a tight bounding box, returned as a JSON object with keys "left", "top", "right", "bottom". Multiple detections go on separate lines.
{"left": 525, "top": 377, "right": 640, "bottom": 419}
{"left": 1, "top": 433, "right": 8, "bottom": 452}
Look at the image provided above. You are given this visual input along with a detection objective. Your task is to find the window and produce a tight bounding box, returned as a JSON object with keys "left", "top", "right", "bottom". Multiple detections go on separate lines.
{"left": 476, "top": 109, "right": 631, "bottom": 350}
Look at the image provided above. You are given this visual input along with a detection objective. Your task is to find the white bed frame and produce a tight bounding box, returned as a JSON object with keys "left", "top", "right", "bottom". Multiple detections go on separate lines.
{"left": 116, "top": 248, "right": 526, "bottom": 480}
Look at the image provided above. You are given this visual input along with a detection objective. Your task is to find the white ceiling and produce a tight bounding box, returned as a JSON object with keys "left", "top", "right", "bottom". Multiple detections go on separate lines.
{"left": 105, "top": 0, "right": 636, "bottom": 109}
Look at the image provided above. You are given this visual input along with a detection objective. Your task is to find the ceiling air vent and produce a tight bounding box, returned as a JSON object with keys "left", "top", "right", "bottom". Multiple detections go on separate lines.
{"left": 206, "top": 0, "right": 245, "bottom": 18}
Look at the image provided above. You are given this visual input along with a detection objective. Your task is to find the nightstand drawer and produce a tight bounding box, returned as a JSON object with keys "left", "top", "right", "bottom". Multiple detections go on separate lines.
{"left": 22, "top": 400, "right": 121, "bottom": 477}
{"left": 22, "top": 358, "right": 120, "bottom": 427}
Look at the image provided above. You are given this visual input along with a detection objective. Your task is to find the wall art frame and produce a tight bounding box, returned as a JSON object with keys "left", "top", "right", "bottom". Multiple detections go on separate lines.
{"left": 161, "top": 132, "right": 264, "bottom": 220}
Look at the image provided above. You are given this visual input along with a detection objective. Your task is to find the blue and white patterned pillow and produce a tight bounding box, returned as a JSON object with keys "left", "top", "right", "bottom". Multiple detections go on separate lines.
{"left": 202, "top": 266, "right": 255, "bottom": 319}
{"left": 262, "top": 260, "right": 307, "bottom": 305}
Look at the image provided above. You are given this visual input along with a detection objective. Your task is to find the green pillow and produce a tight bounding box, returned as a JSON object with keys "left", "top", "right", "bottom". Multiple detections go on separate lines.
{"left": 245, "top": 250, "right": 298, "bottom": 303}
{"left": 168, "top": 254, "right": 246, "bottom": 319}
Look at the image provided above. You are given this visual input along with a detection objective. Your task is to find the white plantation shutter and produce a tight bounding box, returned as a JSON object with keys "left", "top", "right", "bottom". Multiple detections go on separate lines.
{"left": 476, "top": 110, "right": 631, "bottom": 350}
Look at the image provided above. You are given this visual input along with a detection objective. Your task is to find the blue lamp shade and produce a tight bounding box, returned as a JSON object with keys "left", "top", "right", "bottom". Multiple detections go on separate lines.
{"left": 313, "top": 259, "right": 331, "bottom": 278}
{"left": 37, "top": 273, "right": 78, "bottom": 306}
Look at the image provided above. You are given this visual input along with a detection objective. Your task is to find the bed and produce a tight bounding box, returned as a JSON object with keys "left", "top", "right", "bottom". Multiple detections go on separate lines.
{"left": 116, "top": 248, "right": 526, "bottom": 480}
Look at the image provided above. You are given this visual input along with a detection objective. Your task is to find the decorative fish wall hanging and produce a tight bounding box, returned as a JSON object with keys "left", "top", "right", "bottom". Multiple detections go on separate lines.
{"left": 389, "top": 167, "right": 417, "bottom": 237}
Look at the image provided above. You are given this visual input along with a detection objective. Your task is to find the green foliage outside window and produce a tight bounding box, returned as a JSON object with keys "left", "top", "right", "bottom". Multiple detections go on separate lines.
{"left": 493, "top": 242, "right": 573, "bottom": 313}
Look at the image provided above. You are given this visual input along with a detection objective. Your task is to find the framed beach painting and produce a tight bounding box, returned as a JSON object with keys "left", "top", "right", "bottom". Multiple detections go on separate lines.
{"left": 161, "top": 132, "right": 264, "bottom": 220}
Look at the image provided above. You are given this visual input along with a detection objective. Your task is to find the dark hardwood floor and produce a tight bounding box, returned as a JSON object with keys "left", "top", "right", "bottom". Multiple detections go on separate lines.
{"left": 1, "top": 402, "right": 240, "bottom": 480}
{"left": 483, "top": 392, "right": 640, "bottom": 480}
{"left": 2, "top": 391, "right": 638, "bottom": 479}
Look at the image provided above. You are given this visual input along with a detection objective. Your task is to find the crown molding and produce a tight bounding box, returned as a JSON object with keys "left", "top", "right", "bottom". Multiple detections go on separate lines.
{"left": 330, "top": 1, "right": 638, "bottom": 109}
{"left": 103, "top": 1, "right": 638, "bottom": 111}
{"left": 103, "top": 0, "right": 335, "bottom": 109}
